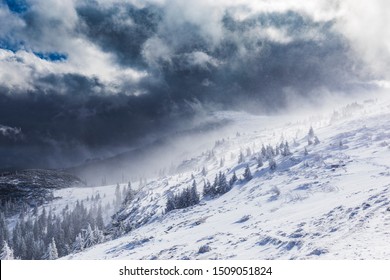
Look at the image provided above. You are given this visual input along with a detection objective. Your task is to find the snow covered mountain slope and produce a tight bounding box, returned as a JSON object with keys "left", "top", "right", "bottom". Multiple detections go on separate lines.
{"left": 65, "top": 94, "right": 390, "bottom": 260}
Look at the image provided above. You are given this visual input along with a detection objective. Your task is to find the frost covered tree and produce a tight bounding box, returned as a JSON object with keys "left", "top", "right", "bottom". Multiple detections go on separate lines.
{"left": 190, "top": 181, "right": 200, "bottom": 205}
{"left": 114, "top": 183, "right": 122, "bottom": 210}
{"left": 269, "top": 157, "right": 277, "bottom": 171}
{"left": 217, "top": 172, "right": 229, "bottom": 194}
{"left": 243, "top": 165, "right": 252, "bottom": 181}
{"left": 238, "top": 151, "right": 244, "bottom": 164}
{"left": 0, "top": 241, "right": 14, "bottom": 260}
{"left": 73, "top": 233, "right": 85, "bottom": 252}
{"left": 93, "top": 226, "right": 105, "bottom": 244}
{"left": 307, "top": 126, "right": 320, "bottom": 145}
{"left": 165, "top": 183, "right": 200, "bottom": 213}
{"left": 165, "top": 192, "right": 176, "bottom": 213}
{"left": 229, "top": 172, "right": 238, "bottom": 186}
{"left": 203, "top": 180, "right": 212, "bottom": 197}
{"left": 0, "top": 212, "right": 10, "bottom": 246}
{"left": 84, "top": 224, "right": 95, "bottom": 248}
{"left": 261, "top": 145, "right": 267, "bottom": 158}
{"left": 282, "top": 141, "right": 292, "bottom": 156}
{"left": 257, "top": 157, "right": 264, "bottom": 168}
{"left": 308, "top": 126, "right": 315, "bottom": 138}
{"left": 46, "top": 238, "right": 58, "bottom": 260}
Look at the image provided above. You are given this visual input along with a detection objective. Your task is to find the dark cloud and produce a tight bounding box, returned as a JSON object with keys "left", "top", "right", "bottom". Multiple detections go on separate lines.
{"left": 0, "top": 1, "right": 374, "bottom": 170}
{"left": 76, "top": 1, "right": 162, "bottom": 68}
{"left": 0, "top": 78, "right": 197, "bottom": 169}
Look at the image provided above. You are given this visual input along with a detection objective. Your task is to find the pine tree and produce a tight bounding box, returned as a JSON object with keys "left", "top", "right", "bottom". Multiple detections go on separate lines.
{"left": 282, "top": 141, "right": 292, "bottom": 156}
{"left": 308, "top": 126, "right": 316, "bottom": 145}
{"left": 165, "top": 193, "right": 176, "bottom": 213}
{"left": 46, "top": 238, "right": 58, "bottom": 260}
{"left": 261, "top": 145, "right": 267, "bottom": 158}
{"left": 115, "top": 183, "right": 122, "bottom": 209}
{"left": 308, "top": 126, "right": 315, "bottom": 138}
{"left": 243, "top": 165, "right": 252, "bottom": 181}
{"left": 84, "top": 224, "right": 95, "bottom": 248}
{"left": 269, "top": 157, "right": 277, "bottom": 171}
{"left": 0, "top": 241, "right": 14, "bottom": 260}
{"left": 96, "top": 204, "right": 105, "bottom": 230}
{"left": 257, "top": 157, "right": 264, "bottom": 168}
{"left": 201, "top": 167, "right": 207, "bottom": 176}
{"left": 229, "top": 172, "right": 238, "bottom": 186}
{"left": 190, "top": 181, "right": 200, "bottom": 205}
{"left": 218, "top": 172, "right": 229, "bottom": 194}
{"left": 93, "top": 226, "right": 105, "bottom": 244}
{"left": 238, "top": 151, "right": 244, "bottom": 164}
{"left": 203, "top": 180, "right": 212, "bottom": 197}
{"left": 0, "top": 212, "right": 9, "bottom": 246}
{"left": 73, "top": 233, "right": 84, "bottom": 252}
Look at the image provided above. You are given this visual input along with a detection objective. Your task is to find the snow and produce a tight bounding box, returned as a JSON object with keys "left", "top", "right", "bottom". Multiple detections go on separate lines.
{"left": 64, "top": 93, "right": 390, "bottom": 260}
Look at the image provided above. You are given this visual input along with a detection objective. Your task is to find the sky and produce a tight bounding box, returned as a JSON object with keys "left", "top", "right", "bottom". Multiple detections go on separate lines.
{"left": 0, "top": 0, "right": 389, "bottom": 170}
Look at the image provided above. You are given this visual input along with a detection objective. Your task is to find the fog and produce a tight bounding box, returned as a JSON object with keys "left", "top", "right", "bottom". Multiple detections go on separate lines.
{"left": 0, "top": 0, "right": 389, "bottom": 179}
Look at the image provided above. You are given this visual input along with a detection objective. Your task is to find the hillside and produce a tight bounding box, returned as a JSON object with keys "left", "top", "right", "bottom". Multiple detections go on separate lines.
{"left": 62, "top": 94, "right": 390, "bottom": 260}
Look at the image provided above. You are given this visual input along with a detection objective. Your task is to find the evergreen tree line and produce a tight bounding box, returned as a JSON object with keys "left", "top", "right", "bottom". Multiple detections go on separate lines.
{"left": 165, "top": 181, "right": 200, "bottom": 213}
{"left": 1, "top": 200, "right": 105, "bottom": 260}
{"left": 203, "top": 171, "right": 237, "bottom": 197}
{"left": 0, "top": 198, "right": 30, "bottom": 218}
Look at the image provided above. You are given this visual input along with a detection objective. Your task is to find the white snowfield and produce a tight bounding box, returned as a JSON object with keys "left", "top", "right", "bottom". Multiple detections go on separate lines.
{"left": 64, "top": 94, "right": 390, "bottom": 260}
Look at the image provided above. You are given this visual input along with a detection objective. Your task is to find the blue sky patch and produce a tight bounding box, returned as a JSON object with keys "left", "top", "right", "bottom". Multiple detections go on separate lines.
{"left": 34, "top": 52, "right": 68, "bottom": 62}
{"left": 4, "top": 0, "right": 28, "bottom": 13}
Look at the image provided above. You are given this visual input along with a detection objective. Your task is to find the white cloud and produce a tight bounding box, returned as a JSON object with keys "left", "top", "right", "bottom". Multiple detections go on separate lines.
{"left": 0, "top": 124, "right": 22, "bottom": 138}
{"left": 336, "top": 0, "right": 390, "bottom": 78}
{"left": 1, "top": 0, "right": 389, "bottom": 93}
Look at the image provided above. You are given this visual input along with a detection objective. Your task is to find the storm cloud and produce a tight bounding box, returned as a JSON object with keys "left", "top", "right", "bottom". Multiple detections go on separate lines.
{"left": 0, "top": 0, "right": 388, "bottom": 169}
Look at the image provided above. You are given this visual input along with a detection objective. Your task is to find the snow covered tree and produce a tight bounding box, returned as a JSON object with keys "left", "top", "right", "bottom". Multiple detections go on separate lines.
{"left": 165, "top": 192, "right": 176, "bottom": 213}
{"left": 257, "top": 157, "right": 264, "bottom": 168}
{"left": 269, "top": 157, "right": 277, "bottom": 171}
{"left": 84, "top": 224, "right": 95, "bottom": 248}
{"left": 46, "top": 238, "right": 58, "bottom": 260}
{"left": 203, "top": 180, "right": 213, "bottom": 197}
{"left": 229, "top": 172, "right": 238, "bottom": 186}
{"left": 96, "top": 204, "right": 105, "bottom": 230}
{"left": 93, "top": 226, "right": 105, "bottom": 244}
{"left": 282, "top": 141, "right": 292, "bottom": 156}
{"left": 243, "top": 165, "right": 252, "bottom": 181}
{"left": 0, "top": 212, "right": 9, "bottom": 246}
{"left": 190, "top": 181, "right": 200, "bottom": 205}
{"left": 217, "top": 172, "right": 229, "bottom": 194}
{"left": 261, "top": 145, "right": 267, "bottom": 158}
{"left": 308, "top": 126, "right": 315, "bottom": 138}
{"left": 73, "top": 233, "right": 85, "bottom": 252}
{"left": 201, "top": 167, "right": 207, "bottom": 176}
{"left": 238, "top": 151, "right": 244, "bottom": 164}
{"left": 115, "top": 183, "right": 122, "bottom": 210}
{"left": 307, "top": 126, "right": 319, "bottom": 145}
{"left": 0, "top": 241, "right": 14, "bottom": 260}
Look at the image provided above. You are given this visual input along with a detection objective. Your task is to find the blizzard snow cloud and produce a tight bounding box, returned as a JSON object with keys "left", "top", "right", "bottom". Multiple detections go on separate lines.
{"left": 0, "top": 0, "right": 388, "bottom": 169}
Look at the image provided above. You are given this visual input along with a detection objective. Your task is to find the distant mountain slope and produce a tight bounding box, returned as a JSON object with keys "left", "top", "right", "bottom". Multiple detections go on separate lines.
{"left": 65, "top": 95, "right": 390, "bottom": 260}
{"left": 0, "top": 169, "right": 84, "bottom": 207}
